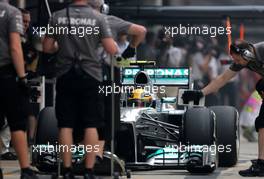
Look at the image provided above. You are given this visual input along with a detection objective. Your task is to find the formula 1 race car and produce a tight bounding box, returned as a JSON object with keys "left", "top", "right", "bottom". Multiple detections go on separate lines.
{"left": 32, "top": 61, "right": 239, "bottom": 176}
{"left": 115, "top": 64, "right": 240, "bottom": 173}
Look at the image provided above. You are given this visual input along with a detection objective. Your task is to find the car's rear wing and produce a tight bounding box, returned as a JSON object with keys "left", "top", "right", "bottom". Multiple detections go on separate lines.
{"left": 121, "top": 67, "right": 191, "bottom": 88}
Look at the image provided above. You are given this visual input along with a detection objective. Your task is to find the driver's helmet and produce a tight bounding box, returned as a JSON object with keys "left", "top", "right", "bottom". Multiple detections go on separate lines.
{"left": 127, "top": 88, "right": 153, "bottom": 107}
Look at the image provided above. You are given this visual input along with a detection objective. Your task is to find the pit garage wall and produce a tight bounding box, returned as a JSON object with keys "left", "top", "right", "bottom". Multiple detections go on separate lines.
{"left": 112, "top": 0, "right": 264, "bottom": 6}
{"left": 13, "top": 0, "right": 264, "bottom": 42}
{"left": 147, "top": 0, "right": 264, "bottom": 5}
{"left": 11, "top": 0, "right": 264, "bottom": 7}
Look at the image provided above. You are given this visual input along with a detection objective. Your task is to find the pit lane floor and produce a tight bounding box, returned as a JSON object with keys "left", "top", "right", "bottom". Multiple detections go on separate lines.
{"left": 1, "top": 137, "right": 258, "bottom": 179}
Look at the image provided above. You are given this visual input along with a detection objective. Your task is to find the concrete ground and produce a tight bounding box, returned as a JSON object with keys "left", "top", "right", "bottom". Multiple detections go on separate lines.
{"left": 1, "top": 137, "right": 258, "bottom": 179}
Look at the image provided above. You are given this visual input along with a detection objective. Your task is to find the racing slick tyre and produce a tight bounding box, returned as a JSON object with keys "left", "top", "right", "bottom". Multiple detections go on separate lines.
{"left": 34, "top": 107, "right": 59, "bottom": 172}
{"left": 209, "top": 106, "right": 239, "bottom": 167}
{"left": 35, "top": 107, "right": 58, "bottom": 144}
{"left": 184, "top": 107, "right": 216, "bottom": 174}
{"left": 184, "top": 107, "right": 215, "bottom": 145}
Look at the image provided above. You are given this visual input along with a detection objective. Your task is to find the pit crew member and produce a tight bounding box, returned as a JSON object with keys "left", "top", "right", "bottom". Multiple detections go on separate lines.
{"left": 182, "top": 40, "right": 264, "bottom": 177}
{"left": 42, "top": 0, "right": 117, "bottom": 178}
{"left": 0, "top": 0, "right": 38, "bottom": 178}
{"left": 20, "top": 8, "right": 39, "bottom": 145}
{"left": 88, "top": 0, "right": 146, "bottom": 161}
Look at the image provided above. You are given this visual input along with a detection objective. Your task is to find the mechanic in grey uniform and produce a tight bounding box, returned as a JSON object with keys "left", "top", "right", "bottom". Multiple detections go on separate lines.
{"left": 42, "top": 0, "right": 117, "bottom": 178}
{"left": 88, "top": 0, "right": 146, "bottom": 161}
{"left": 0, "top": 0, "right": 39, "bottom": 179}
{"left": 182, "top": 40, "right": 264, "bottom": 177}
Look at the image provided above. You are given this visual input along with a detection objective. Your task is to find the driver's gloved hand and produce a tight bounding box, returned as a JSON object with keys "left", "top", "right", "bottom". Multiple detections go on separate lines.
{"left": 122, "top": 45, "right": 136, "bottom": 59}
{"left": 17, "top": 76, "right": 31, "bottom": 97}
{"left": 182, "top": 90, "right": 204, "bottom": 105}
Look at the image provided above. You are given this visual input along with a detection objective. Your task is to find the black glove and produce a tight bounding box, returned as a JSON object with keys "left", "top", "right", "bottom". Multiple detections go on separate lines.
{"left": 17, "top": 76, "right": 30, "bottom": 97}
{"left": 26, "top": 71, "right": 38, "bottom": 80}
{"left": 30, "top": 87, "right": 41, "bottom": 102}
{"left": 182, "top": 90, "right": 204, "bottom": 105}
{"left": 122, "top": 45, "right": 136, "bottom": 59}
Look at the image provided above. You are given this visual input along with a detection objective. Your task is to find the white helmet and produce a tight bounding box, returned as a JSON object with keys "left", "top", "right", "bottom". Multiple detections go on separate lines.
{"left": 88, "top": 0, "right": 104, "bottom": 7}
{"left": 88, "top": 0, "right": 109, "bottom": 14}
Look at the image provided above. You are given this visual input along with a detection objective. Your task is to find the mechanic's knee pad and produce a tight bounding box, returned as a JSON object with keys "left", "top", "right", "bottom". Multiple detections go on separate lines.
{"left": 255, "top": 116, "right": 264, "bottom": 132}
